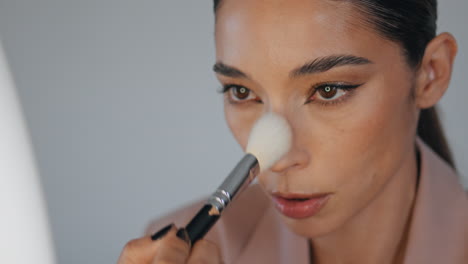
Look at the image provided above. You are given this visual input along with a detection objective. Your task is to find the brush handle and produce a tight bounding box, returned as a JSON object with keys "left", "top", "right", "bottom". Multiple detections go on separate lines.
{"left": 185, "top": 154, "right": 259, "bottom": 245}
{"left": 186, "top": 204, "right": 220, "bottom": 244}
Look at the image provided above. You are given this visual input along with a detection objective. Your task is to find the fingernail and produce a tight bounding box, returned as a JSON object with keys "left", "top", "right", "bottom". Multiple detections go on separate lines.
{"left": 176, "top": 228, "right": 191, "bottom": 246}
{"left": 151, "top": 223, "right": 174, "bottom": 241}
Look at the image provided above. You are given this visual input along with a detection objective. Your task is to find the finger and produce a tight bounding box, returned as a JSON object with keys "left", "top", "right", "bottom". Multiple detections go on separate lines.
{"left": 151, "top": 224, "right": 176, "bottom": 241}
{"left": 152, "top": 228, "right": 191, "bottom": 264}
{"left": 117, "top": 237, "right": 159, "bottom": 264}
{"left": 117, "top": 223, "right": 174, "bottom": 264}
{"left": 187, "top": 239, "right": 223, "bottom": 264}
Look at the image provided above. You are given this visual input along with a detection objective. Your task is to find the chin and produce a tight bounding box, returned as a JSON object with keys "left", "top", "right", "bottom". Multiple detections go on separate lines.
{"left": 281, "top": 213, "right": 342, "bottom": 238}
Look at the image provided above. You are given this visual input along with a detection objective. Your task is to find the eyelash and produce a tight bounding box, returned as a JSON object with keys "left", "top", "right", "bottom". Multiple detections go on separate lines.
{"left": 219, "top": 84, "right": 263, "bottom": 104}
{"left": 219, "top": 83, "right": 362, "bottom": 106}
{"left": 306, "top": 83, "right": 362, "bottom": 106}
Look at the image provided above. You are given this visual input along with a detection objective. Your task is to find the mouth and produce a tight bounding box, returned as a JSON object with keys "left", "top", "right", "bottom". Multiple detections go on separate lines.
{"left": 270, "top": 192, "right": 332, "bottom": 219}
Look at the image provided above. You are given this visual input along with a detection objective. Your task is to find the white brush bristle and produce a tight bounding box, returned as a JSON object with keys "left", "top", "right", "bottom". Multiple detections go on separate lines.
{"left": 246, "top": 112, "right": 292, "bottom": 172}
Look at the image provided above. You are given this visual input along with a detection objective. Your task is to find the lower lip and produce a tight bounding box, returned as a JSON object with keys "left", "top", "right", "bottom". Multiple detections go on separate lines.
{"left": 272, "top": 194, "right": 330, "bottom": 219}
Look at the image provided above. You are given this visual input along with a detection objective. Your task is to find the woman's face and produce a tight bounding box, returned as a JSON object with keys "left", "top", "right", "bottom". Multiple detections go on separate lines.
{"left": 214, "top": 0, "right": 419, "bottom": 236}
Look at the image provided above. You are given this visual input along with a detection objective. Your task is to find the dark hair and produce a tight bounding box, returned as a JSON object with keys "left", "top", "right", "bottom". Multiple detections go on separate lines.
{"left": 213, "top": 0, "right": 455, "bottom": 168}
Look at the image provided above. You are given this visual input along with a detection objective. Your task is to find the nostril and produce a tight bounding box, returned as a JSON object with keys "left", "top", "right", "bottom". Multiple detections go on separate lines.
{"left": 269, "top": 151, "right": 307, "bottom": 173}
{"left": 270, "top": 162, "right": 301, "bottom": 173}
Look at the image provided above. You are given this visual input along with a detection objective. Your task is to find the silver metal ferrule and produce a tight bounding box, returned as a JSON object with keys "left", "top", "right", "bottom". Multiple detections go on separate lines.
{"left": 207, "top": 154, "right": 259, "bottom": 214}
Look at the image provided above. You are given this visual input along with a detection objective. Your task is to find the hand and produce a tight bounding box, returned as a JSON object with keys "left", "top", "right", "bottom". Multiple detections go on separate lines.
{"left": 117, "top": 224, "right": 223, "bottom": 264}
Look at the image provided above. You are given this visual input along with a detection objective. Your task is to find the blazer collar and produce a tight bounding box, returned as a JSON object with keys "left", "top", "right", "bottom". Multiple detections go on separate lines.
{"left": 403, "top": 138, "right": 468, "bottom": 263}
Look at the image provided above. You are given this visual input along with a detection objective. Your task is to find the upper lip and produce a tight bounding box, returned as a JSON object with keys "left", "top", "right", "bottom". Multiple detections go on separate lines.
{"left": 271, "top": 192, "right": 332, "bottom": 199}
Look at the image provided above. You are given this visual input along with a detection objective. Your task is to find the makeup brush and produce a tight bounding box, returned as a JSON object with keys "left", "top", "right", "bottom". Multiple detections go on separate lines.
{"left": 184, "top": 112, "right": 292, "bottom": 245}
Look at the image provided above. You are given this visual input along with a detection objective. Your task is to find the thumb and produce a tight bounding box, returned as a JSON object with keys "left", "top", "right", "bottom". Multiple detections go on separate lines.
{"left": 151, "top": 228, "right": 191, "bottom": 264}
{"left": 117, "top": 224, "right": 175, "bottom": 264}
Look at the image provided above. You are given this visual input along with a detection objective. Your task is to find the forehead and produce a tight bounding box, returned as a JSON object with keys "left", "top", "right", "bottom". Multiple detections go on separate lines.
{"left": 215, "top": 0, "right": 396, "bottom": 76}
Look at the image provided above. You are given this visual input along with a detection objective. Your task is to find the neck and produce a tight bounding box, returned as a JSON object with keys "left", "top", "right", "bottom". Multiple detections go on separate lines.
{"left": 310, "top": 145, "right": 419, "bottom": 264}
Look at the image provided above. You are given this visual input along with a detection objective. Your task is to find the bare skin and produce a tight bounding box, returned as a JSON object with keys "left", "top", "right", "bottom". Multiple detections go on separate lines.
{"left": 118, "top": 0, "right": 457, "bottom": 263}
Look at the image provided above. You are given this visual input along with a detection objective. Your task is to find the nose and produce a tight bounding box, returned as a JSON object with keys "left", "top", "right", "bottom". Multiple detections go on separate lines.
{"left": 269, "top": 131, "right": 310, "bottom": 173}
{"left": 264, "top": 106, "right": 310, "bottom": 174}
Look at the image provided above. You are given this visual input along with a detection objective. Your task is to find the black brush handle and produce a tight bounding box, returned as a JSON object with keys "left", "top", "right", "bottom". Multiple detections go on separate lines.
{"left": 185, "top": 154, "right": 259, "bottom": 245}
{"left": 185, "top": 204, "right": 220, "bottom": 244}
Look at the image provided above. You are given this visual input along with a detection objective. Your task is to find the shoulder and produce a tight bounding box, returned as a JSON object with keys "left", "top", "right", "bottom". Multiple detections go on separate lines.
{"left": 145, "top": 184, "right": 271, "bottom": 262}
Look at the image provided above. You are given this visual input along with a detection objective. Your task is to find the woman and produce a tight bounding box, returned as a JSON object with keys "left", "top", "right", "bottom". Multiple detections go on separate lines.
{"left": 118, "top": 0, "right": 468, "bottom": 263}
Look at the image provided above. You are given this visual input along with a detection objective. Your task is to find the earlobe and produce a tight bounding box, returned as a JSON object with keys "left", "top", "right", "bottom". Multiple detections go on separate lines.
{"left": 414, "top": 32, "right": 458, "bottom": 109}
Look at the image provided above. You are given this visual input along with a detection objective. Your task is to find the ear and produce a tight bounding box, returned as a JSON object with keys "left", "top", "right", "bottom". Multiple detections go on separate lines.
{"left": 414, "top": 32, "right": 458, "bottom": 109}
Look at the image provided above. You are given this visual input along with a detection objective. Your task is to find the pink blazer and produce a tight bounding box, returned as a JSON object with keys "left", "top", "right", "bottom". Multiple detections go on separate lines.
{"left": 146, "top": 139, "right": 468, "bottom": 263}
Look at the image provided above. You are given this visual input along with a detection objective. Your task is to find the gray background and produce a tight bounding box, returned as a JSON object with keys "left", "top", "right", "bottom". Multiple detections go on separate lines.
{"left": 0, "top": 1, "right": 466, "bottom": 263}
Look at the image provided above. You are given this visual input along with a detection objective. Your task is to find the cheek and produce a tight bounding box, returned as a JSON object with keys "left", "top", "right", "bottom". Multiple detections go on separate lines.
{"left": 328, "top": 78, "right": 416, "bottom": 199}
{"left": 224, "top": 104, "right": 263, "bottom": 150}
{"left": 299, "top": 74, "right": 416, "bottom": 194}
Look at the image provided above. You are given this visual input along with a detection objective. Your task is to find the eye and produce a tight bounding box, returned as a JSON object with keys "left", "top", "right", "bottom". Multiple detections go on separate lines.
{"left": 317, "top": 85, "right": 343, "bottom": 101}
{"left": 307, "top": 83, "right": 362, "bottom": 105}
{"left": 222, "top": 84, "right": 262, "bottom": 103}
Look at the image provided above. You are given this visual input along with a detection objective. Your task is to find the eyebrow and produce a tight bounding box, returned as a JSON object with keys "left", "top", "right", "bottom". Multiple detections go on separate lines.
{"left": 212, "top": 54, "right": 372, "bottom": 80}
{"left": 290, "top": 55, "right": 372, "bottom": 78}
{"left": 212, "top": 62, "right": 250, "bottom": 79}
